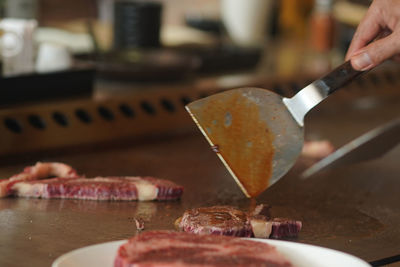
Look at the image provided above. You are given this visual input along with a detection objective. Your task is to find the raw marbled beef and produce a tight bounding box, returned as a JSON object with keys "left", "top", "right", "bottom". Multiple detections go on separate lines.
{"left": 114, "top": 231, "right": 294, "bottom": 267}
{"left": 0, "top": 162, "right": 78, "bottom": 198}
{"left": 11, "top": 176, "right": 183, "bottom": 201}
{"left": 270, "top": 218, "right": 303, "bottom": 239}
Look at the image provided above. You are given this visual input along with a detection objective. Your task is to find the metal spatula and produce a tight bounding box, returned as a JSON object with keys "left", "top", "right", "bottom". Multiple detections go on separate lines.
{"left": 186, "top": 61, "right": 363, "bottom": 197}
{"left": 302, "top": 117, "right": 400, "bottom": 178}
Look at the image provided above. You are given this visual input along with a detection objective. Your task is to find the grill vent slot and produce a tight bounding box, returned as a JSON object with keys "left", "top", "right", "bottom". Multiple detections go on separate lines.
{"left": 180, "top": 96, "right": 191, "bottom": 106}
{"left": 98, "top": 106, "right": 115, "bottom": 121}
{"left": 75, "top": 109, "right": 92, "bottom": 123}
{"left": 140, "top": 101, "right": 156, "bottom": 115}
{"left": 28, "top": 115, "right": 46, "bottom": 130}
{"left": 119, "top": 104, "right": 135, "bottom": 118}
{"left": 52, "top": 112, "right": 69, "bottom": 127}
{"left": 160, "top": 99, "right": 175, "bottom": 113}
{"left": 4, "top": 118, "right": 23, "bottom": 133}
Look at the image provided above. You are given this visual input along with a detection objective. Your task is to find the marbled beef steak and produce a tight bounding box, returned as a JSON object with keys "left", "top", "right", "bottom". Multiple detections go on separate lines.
{"left": 0, "top": 162, "right": 78, "bottom": 197}
{"left": 114, "top": 231, "right": 294, "bottom": 267}
{"left": 11, "top": 176, "right": 183, "bottom": 201}
{"left": 177, "top": 205, "right": 302, "bottom": 239}
{"left": 177, "top": 205, "right": 253, "bottom": 237}
{"left": 1, "top": 162, "right": 183, "bottom": 201}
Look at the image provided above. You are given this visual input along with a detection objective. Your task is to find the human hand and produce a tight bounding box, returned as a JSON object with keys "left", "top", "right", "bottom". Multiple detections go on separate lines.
{"left": 345, "top": 0, "right": 400, "bottom": 71}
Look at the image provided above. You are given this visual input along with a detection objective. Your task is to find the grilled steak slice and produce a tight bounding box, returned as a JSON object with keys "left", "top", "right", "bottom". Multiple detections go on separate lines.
{"left": 11, "top": 176, "right": 183, "bottom": 201}
{"left": 178, "top": 205, "right": 301, "bottom": 239}
{"left": 178, "top": 206, "right": 252, "bottom": 237}
{"left": 270, "top": 218, "right": 302, "bottom": 239}
{"left": 0, "top": 162, "right": 78, "bottom": 198}
{"left": 114, "top": 231, "right": 294, "bottom": 267}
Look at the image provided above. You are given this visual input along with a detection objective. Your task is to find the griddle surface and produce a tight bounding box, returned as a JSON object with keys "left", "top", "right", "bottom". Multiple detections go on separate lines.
{"left": 0, "top": 96, "right": 399, "bottom": 267}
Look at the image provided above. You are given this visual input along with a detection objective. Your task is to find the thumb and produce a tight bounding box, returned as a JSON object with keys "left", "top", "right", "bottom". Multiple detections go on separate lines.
{"left": 350, "top": 33, "right": 400, "bottom": 70}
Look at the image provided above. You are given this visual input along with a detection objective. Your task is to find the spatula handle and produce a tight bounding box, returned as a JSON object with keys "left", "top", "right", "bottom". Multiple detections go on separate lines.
{"left": 319, "top": 60, "right": 364, "bottom": 95}
{"left": 283, "top": 61, "right": 365, "bottom": 127}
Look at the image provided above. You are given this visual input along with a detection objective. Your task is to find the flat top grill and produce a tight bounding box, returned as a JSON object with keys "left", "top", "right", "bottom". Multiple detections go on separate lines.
{"left": 0, "top": 67, "right": 399, "bottom": 267}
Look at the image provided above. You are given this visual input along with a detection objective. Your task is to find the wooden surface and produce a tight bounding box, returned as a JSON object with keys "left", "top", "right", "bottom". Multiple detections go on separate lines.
{"left": 0, "top": 85, "right": 399, "bottom": 267}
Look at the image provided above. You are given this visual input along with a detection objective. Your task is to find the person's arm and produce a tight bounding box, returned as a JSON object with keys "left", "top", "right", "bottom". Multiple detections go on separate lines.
{"left": 345, "top": 0, "right": 400, "bottom": 71}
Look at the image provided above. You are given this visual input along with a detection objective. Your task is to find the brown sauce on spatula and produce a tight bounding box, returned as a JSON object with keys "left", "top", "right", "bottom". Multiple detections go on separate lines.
{"left": 199, "top": 91, "right": 275, "bottom": 197}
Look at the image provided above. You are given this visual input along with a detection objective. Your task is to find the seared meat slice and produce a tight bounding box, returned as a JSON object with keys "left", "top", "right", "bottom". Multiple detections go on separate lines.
{"left": 178, "top": 206, "right": 252, "bottom": 237}
{"left": 177, "top": 205, "right": 301, "bottom": 239}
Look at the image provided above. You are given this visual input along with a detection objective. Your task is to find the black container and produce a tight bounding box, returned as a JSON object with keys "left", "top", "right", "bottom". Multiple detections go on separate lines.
{"left": 114, "top": 1, "right": 162, "bottom": 49}
{"left": 0, "top": 67, "right": 95, "bottom": 106}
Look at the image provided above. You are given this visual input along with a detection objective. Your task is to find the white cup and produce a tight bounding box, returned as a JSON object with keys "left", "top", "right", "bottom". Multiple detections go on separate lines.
{"left": 0, "top": 18, "right": 37, "bottom": 76}
{"left": 35, "top": 42, "right": 72, "bottom": 73}
{"left": 221, "top": 0, "right": 273, "bottom": 48}
{"left": 0, "top": 29, "right": 23, "bottom": 58}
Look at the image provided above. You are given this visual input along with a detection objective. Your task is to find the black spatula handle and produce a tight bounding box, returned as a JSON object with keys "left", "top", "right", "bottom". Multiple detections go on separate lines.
{"left": 283, "top": 61, "right": 367, "bottom": 127}
{"left": 319, "top": 61, "right": 364, "bottom": 95}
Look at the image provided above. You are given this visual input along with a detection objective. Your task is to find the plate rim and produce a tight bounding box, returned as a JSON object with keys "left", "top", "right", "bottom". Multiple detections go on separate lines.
{"left": 52, "top": 237, "right": 371, "bottom": 267}
{"left": 52, "top": 239, "right": 126, "bottom": 267}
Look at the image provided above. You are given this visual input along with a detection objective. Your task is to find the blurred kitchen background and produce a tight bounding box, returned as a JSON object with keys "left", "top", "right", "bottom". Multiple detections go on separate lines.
{"left": 0, "top": 0, "right": 371, "bottom": 100}
{"left": 1, "top": 0, "right": 400, "bottom": 159}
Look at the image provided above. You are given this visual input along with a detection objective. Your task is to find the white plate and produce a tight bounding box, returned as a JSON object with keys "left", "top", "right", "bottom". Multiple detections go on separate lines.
{"left": 52, "top": 238, "right": 371, "bottom": 267}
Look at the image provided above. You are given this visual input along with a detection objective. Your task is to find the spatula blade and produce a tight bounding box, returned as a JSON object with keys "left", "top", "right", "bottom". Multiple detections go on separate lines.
{"left": 186, "top": 87, "right": 303, "bottom": 197}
